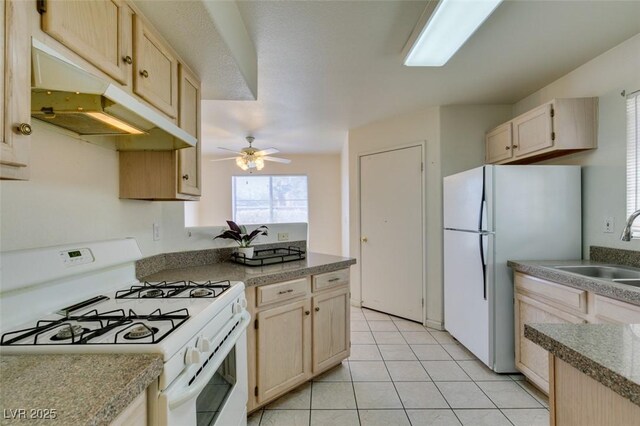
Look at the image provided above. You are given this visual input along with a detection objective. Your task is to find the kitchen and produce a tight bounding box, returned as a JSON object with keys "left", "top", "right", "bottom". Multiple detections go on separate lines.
{"left": 0, "top": 1, "right": 640, "bottom": 424}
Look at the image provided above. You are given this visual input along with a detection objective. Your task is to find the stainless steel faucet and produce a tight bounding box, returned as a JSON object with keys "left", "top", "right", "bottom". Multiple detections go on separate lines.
{"left": 621, "top": 209, "right": 640, "bottom": 241}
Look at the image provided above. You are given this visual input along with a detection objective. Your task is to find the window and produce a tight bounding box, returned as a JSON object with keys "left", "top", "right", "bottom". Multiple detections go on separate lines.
{"left": 627, "top": 91, "right": 640, "bottom": 237}
{"left": 232, "top": 175, "right": 308, "bottom": 224}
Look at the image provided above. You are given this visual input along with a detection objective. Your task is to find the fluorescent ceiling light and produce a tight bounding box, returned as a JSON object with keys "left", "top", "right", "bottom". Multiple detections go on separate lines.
{"left": 85, "top": 112, "right": 145, "bottom": 135}
{"left": 404, "top": 0, "right": 503, "bottom": 67}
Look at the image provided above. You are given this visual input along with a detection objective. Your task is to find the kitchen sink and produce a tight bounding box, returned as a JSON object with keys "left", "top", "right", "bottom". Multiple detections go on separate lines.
{"left": 553, "top": 265, "right": 640, "bottom": 280}
{"left": 612, "top": 279, "right": 640, "bottom": 288}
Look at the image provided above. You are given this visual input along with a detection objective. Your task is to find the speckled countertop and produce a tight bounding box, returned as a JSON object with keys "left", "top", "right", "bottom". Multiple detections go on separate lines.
{"left": 0, "top": 353, "right": 162, "bottom": 426}
{"left": 508, "top": 259, "right": 640, "bottom": 306}
{"left": 141, "top": 252, "right": 356, "bottom": 287}
{"left": 524, "top": 323, "right": 640, "bottom": 406}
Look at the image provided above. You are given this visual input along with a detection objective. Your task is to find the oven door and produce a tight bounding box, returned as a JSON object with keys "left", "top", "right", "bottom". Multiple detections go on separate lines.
{"left": 159, "top": 311, "right": 250, "bottom": 426}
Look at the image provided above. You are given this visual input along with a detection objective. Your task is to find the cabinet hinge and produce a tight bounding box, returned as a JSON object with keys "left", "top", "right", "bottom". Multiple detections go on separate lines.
{"left": 550, "top": 108, "right": 555, "bottom": 118}
{"left": 421, "top": 162, "right": 424, "bottom": 172}
{"left": 254, "top": 386, "right": 258, "bottom": 397}
{"left": 551, "top": 132, "right": 556, "bottom": 141}
{"left": 37, "top": 0, "right": 47, "bottom": 14}
{"left": 422, "top": 298, "right": 424, "bottom": 307}
{"left": 254, "top": 319, "right": 258, "bottom": 330}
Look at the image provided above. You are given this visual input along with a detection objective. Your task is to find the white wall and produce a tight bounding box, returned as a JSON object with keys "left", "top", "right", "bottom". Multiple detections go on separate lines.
{"left": 0, "top": 122, "right": 165, "bottom": 255}
{"left": 190, "top": 154, "right": 343, "bottom": 255}
{"left": 513, "top": 33, "right": 640, "bottom": 254}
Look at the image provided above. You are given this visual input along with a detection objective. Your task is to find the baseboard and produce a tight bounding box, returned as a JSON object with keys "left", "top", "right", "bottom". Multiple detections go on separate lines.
{"left": 425, "top": 319, "right": 444, "bottom": 330}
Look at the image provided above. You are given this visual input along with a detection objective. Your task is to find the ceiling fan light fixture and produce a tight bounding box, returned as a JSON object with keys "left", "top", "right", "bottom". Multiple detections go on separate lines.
{"left": 404, "top": 0, "right": 503, "bottom": 67}
{"left": 255, "top": 157, "right": 265, "bottom": 170}
{"left": 236, "top": 157, "right": 249, "bottom": 171}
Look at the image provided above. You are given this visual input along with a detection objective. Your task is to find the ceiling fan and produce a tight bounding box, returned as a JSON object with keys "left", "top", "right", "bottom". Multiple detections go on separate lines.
{"left": 212, "top": 136, "right": 291, "bottom": 171}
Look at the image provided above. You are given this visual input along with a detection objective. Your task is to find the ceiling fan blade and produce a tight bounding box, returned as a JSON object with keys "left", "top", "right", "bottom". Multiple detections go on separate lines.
{"left": 217, "top": 147, "right": 243, "bottom": 154}
{"left": 263, "top": 156, "right": 291, "bottom": 164}
{"left": 255, "top": 148, "right": 279, "bottom": 156}
{"left": 210, "top": 156, "right": 239, "bottom": 162}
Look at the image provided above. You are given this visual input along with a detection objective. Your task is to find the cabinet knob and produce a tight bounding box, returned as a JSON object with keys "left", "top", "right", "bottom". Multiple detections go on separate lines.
{"left": 122, "top": 55, "right": 133, "bottom": 65}
{"left": 305, "top": 310, "right": 310, "bottom": 316}
{"left": 17, "top": 123, "right": 32, "bottom": 135}
{"left": 182, "top": 174, "right": 189, "bottom": 180}
{"left": 315, "top": 307, "right": 320, "bottom": 312}
{"left": 361, "top": 237, "right": 368, "bottom": 243}
{"left": 140, "top": 69, "right": 149, "bottom": 78}
{"left": 505, "top": 146, "right": 511, "bottom": 150}
{"left": 512, "top": 144, "right": 518, "bottom": 149}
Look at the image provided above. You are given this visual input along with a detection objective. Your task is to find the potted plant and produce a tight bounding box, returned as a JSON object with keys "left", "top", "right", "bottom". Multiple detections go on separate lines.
{"left": 214, "top": 220, "right": 268, "bottom": 258}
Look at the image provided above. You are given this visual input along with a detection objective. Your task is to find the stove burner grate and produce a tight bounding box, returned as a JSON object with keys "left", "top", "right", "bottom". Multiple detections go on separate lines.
{"left": 115, "top": 280, "right": 231, "bottom": 299}
{"left": 0, "top": 307, "right": 190, "bottom": 346}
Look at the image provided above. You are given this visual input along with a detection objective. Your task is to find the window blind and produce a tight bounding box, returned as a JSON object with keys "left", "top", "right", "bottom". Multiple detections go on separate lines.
{"left": 627, "top": 91, "right": 640, "bottom": 237}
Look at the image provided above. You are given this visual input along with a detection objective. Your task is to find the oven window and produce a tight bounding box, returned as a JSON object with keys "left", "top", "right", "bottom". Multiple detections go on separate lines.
{"left": 196, "top": 347, "right": 237, "bottom": 426}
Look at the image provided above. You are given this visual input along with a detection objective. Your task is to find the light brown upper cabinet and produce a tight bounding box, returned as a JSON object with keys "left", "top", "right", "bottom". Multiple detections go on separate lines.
{"left": 486, "top": 98, "right": 597, "bottom": 164}
{"left": 177, "top": 65, "right": 201, "bottom": 197}
{"left": 39, "top": 0, "right": 133, "bottom": 85}
{"left": 1, "top": 0, "right": 31, "bottom": 180}
{"left": 133, "top": 15, "right": 178, "bottom": 118}
{"left": 485, "top": 122, "right": 513, "bottom": 164}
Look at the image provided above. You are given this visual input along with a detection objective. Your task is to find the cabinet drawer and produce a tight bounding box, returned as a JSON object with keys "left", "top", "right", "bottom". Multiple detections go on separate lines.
{"left": 313, "top": 269, "right": 349, "bottom": 292}
{"left": 593, "top": 295, "right": 640, "bottom": 324}
{"left": 515, "top": 272, "right": 586, "bottom": 313}
{"left": 257, "top": 278, "right": 310, "bottom": 307}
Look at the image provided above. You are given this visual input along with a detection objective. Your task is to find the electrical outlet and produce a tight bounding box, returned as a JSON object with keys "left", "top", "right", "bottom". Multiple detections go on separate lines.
{"left": 153, "top": 223, "right": 161, "bottom": 241}
{"left": 278, "top": 232, "right": 289, "bottom": 241}
{"left": 604, "top": 216, "right": 615, "bottom": 233}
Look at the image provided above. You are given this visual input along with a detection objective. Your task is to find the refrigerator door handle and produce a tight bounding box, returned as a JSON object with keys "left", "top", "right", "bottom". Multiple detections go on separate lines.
{"left": 478, "top": 166, "right": 486, "bottom": 232}
{"left": 479, "top": 234, "right": 487, "bottom": 300}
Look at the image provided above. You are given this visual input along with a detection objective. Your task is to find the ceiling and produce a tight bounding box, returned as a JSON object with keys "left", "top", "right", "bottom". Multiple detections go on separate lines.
{"left": 142, "top": 1, "right": 640, "bottom": 154}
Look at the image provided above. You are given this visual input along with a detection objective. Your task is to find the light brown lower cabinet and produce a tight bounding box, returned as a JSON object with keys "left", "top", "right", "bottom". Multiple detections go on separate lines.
{"left": 549, "top": 356, "right": 640, "bottom": 426}
{"left": 312, "top": 286, "right": 350, "bottom": 373}
{"left": 256, "top": 297, "right": 312, "bottom": 403}
{"left": 110, "top": 391, "right": 147, "bottom": 426}
{"left": 514, "top": 272, "right": 640, "bottom": 395}
{"left": 246, "top": 270, "right": 351, "bottom": 412}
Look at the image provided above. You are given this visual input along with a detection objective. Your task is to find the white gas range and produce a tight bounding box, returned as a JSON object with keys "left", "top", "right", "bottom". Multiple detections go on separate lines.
{"left": 0, "top": 239, "right": 249, "bottom": 426}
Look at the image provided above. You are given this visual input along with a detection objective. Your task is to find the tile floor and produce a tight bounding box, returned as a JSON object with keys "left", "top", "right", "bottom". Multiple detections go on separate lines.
{"left": 247, "top": 307, "right": 549, "bottom": 426}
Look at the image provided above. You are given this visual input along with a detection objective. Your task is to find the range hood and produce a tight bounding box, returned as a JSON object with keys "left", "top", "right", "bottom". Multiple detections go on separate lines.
{"left": 31, "top": 40, "right": 196, "bottom": 150}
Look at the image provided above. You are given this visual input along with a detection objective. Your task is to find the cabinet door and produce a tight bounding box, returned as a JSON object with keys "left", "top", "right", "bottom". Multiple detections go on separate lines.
{"left": 41, "top": 0, "right": 132, "bottom": 84}
{"left": 133, "top": 15, "right": 178, "bottom": 118}
{"left": 485, "top": 122, "right": 513, "bottom": 163}
{"left": 312, "top": 286, "right": 350, "bottom": 373}
{"left": 512, "top": 103, "right": 554, "bottom": 157}
{"left": 514, "top": 293, "right": 585, "bottom": 394}
{"left": 1, "top": 0, "right": 30, "bottom": 180}
{"left": 178, "top": 65, "right": 201, "bottom": 197}
{"left": 256, "top": 298, "right": 312, "bottom": 403}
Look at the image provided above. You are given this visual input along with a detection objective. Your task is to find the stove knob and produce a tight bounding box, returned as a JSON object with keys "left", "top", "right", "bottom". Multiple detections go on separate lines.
{"left": 185, "top": 347, "right": 201, "bottom": 366}
{"left": 197, "top": 337, "right": 211, "bottom": 353}
{"left": 232, "top": 301, "right": 244, "bottom": 315}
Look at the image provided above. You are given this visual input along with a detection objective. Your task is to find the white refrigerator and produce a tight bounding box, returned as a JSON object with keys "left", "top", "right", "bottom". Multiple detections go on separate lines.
{"left": 443, "top": 165, "right": 581, "bottom": 373}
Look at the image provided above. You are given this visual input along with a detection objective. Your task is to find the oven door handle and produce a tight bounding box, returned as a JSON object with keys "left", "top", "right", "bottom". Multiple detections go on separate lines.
{"left": 164, "top": 311, "right": 251, "bottom": 410}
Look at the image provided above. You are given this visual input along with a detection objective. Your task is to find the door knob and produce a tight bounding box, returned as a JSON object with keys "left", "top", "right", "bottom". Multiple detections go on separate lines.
{"left": 361, "top": 237, "right": 368, "bottom": 243}
{"left": 17, "top": 123, "right": 32, "bottom": 135}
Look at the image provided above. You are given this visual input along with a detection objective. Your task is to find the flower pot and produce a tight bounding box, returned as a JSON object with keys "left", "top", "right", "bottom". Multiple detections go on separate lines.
{"left": 237, "top": 246, "right": 254, "bottom": 259}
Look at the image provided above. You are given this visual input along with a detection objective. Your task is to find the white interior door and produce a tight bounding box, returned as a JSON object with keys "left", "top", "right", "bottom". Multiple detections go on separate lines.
{"left": 360, "top": 145, "right": 423, "bottom": 322}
